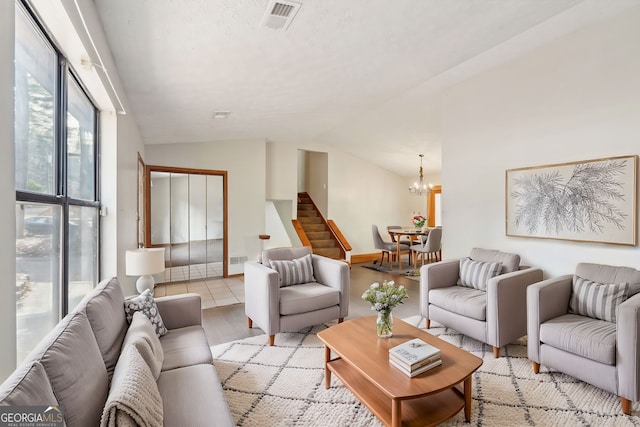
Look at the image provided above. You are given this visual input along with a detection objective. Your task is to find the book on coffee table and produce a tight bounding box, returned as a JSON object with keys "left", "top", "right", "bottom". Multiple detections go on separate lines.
{"left": 389, "top": 338, "right": 441, "bottom": 368}
{"left": 389, "top": 351, "right": 441, "bottom": 372}
{"left": 389, "top": 357, "right": 443, "bottom": 377}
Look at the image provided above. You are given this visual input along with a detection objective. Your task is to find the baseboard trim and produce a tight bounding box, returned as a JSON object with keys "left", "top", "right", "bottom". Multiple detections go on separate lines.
{"left": 350, "top": 253, "right": 380, "bottom": 264}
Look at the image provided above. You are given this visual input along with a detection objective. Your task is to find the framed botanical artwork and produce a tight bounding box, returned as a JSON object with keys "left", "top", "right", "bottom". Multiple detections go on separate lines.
{"left": 506, "top": 155, "right": 638, "bottom": 246}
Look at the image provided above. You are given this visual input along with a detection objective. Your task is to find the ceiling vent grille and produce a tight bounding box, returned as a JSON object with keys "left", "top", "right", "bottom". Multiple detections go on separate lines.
{"left": 261, "top": 0, "right": 301, "bottom": 30}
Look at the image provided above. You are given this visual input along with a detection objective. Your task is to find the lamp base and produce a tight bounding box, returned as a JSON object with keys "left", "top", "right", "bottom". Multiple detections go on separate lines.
{"left": 136, "top": 274, "right": 156, "bottom": 294}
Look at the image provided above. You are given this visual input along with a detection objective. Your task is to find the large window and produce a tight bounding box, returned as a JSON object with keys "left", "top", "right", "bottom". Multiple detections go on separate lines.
{"left": 14, "top": 2, "right": 100, "bottom": 363}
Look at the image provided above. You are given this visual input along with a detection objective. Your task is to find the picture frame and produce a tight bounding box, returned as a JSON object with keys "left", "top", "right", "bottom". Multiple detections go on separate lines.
{"left": 505, "top": 155, "right": 638, "bottom": 246}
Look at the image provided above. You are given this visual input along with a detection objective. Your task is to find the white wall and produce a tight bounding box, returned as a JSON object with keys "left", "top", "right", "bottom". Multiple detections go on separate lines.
{"left": 145, "top": 140, "right": 266, "bottom": 275}
{"left": 0, "top": 0, "right": 16, "bottom": 382}
{"left": 306, "top": 151, "right": 328, "bottom": 217}
{"left": 442, "top": 7, "right": 640, "bottom": 277}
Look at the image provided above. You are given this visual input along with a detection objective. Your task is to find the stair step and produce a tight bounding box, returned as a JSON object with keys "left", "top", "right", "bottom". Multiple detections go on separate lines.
{"left": 307, "top": 231, "right": 331, "bottom": 240}
{"left": 297, "top": 210, "right": 317, "bottom": 218}
{"left": 311, "top": 239, "right": 335, "bottom": 248}
{"left": 314, "top": 247, "right": 341, "bottom": 259}
{"left": 303, "top": 224, "right": 326, "bottom": 232}
{"left": 298, "top": 203, "right": 314, "bottom": 211}
{"left": 298, "top": 217, "right": 322, "bottom": 224}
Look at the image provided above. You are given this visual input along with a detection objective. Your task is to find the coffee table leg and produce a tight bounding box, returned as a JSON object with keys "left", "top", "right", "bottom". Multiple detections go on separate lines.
{"left": 324, "top": 345, "right": 331, "bottom": 389}
{"left": 391, "top": 399, "right": 401, "bottom": 427}
{"left": 464, "top": 375, "right": 472, "bottom": 421}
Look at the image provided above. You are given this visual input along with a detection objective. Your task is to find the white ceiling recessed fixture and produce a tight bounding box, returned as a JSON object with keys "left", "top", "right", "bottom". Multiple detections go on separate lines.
{"left": 261, "top": 0, "right": 302, "bottom": 30}
{"left": 213, "top": 111, "right": 231, "bottom": 120}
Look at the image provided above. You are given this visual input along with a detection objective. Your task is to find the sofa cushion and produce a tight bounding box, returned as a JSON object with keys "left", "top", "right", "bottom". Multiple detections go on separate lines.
{"left": 569, "top": 276, "right": 629, "bottom": 323}
{"left": 279, "top": 283, "right": 340, "bottom": 316}
{"left": 457, "top": 257, "right": 502, "bottom": 291}
{"left": 429, "top": 286, "right": 487, "bottom": 321}
{"left": 37, "top": 311, "right": 109, "bottom": 427}
{"left": 81, "top": 277, "right": 127, "bottom": 381}
{"left": 540, "top": 313, "right": 616, "bottom": 365}
{"left": 470, "top": 247, "right": 520, "bottom": 274}
{"left": 101, "top": 344, "right": 163, "bottom": 427}
{"left": 157, "top": 364, "right": 234, "bottom": 427}
{"left": 159, "top": 326, "right": 213, "bottom": 371}
{"left": 0, "top": 361, "right": 58, "bottom": 406}
{"left": 124, "top": 289, "right": 168, "bottom": 337}
{"left": 122, "top": 312, "right": 164, "bottom": 380}
{"left": 576, "top": 262, "right": 640, "bottom": 297}
{"left": 269, "top": 254, "right": 316, "bottom": 287}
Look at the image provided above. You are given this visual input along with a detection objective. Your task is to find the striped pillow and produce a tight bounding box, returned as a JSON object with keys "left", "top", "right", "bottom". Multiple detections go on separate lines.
{"left": 269, "top": 254, "right": 316, "bottom": 287}
{"left": 569, "top": 276, "right": 629, "bottom": 323}
{"left": 457, "top": 257, "right": 502, "bottom": 291}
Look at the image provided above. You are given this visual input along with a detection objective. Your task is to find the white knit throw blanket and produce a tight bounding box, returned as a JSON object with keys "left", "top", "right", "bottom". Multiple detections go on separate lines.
{"left": 101, "top": 345, "right": 163, "bottom": 427}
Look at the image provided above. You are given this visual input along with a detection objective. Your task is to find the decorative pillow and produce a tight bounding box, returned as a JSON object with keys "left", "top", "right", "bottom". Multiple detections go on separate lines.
{"left": 122, "top": 312, "right": 165, "bottom": 380}
{"left": 123, "top": 289, "right": 168, "bottom": 337}
{"left": 269, "top": 254, "right": 316, "bottom": 287}
{"left": 569, "top": 276, "right": 629, "bottom": 323}
{"left": 457, "top": 257, "right": 502, "bottom": 291}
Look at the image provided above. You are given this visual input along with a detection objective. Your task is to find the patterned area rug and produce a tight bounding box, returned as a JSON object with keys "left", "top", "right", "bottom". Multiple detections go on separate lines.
{"left": 361, "top": 262, "right": 419, "bottom": 276}
{"left": 210, "top": 316, "right": 639, "bottom": 426}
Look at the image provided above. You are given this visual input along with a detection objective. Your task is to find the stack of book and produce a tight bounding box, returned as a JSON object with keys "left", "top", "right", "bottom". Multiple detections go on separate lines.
{"left": 389, "top": 338, "right": 442, "bottom": 377}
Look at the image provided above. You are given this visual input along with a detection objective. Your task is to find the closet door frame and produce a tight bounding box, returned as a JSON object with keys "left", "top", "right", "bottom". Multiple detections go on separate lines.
{"left": 144, "top": 165, "right": 228, "bottom": 278}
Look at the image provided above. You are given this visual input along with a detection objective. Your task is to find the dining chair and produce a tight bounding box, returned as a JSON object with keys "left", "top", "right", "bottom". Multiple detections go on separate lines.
{"left": 410, "top": 227, "right": 442, "bottom": 267}
{"left": 387, "top": 225, "right": 413, "bottom": 245}
{"left": 372, "top": 225, "right": 409, "bottom": 269}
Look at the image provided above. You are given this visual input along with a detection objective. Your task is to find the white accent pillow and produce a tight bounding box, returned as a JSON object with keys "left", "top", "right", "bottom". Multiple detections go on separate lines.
{"left": 269, "top": 254, "right": 316, "bottom": 287}
{"left": 457, "top": 257, "right": 502, "bottom": 291}
{"left": 123, "top": 289, "right": 168, "bottom": 337}
{"left": 569, "top": 276, "right": 629, "bottom": 323}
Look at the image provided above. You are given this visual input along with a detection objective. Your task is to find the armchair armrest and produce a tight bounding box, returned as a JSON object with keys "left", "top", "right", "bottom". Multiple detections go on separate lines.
{"left": 419, "top": 259, "right": 460, "bottom": 318}
{"left": 486, "top": 267, "right": 543, "bottom": 347}
{"left": 312, "top": 255, "right": 350, "bottom": 318}
{"left": 243, "top": 261, "right": 281, "bottom": 335}
{"left": 155, "top": 293, "right": 202, "bottom": 330}
{"left": 526, "top": 274, "right": 573, "bottom": 363}
{"left": 617, "top": 292, "right": 640, "bottom": 402}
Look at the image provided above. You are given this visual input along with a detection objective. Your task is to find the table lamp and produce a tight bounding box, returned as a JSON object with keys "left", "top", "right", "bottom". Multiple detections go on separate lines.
{"left": 126, "top": 248, "right": 166, "bottom": 294}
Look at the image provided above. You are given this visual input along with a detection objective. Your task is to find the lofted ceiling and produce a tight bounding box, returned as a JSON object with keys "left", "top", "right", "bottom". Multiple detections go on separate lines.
{"left": 93, "top": 0, "right": 631, "bottom": 177}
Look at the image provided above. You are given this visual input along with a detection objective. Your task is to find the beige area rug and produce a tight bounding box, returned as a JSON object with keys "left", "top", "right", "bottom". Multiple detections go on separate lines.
{"left": 210, "top": 316, "right": 639, "bottom": 426}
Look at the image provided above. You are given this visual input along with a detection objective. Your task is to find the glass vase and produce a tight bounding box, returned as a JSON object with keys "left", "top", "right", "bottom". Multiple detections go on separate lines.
{"left": 376, "top": 310, "right": 393, "bottom": 338}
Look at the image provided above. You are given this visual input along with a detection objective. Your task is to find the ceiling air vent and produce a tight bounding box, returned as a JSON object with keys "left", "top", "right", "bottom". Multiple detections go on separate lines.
{"left": 261, "top": 0, "right": 301, "bottom": 30}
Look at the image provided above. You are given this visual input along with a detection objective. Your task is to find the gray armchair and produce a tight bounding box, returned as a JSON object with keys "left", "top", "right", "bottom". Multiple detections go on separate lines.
{"left": 244, "top": 247, "right": 349, "bottom": 346}
{"left": 527, "top": 262, "right": 640, "bottom": 415}
{"left": 420, "top": 247, "right": 543, "bottom": 357}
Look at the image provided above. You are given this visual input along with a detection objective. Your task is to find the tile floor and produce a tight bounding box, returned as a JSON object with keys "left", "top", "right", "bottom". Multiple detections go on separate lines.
{"left": 153, "top": 276, "right": 244, "bottom": 310}
{"left": 153, "top": 262, "right": 224, "bottom": 283}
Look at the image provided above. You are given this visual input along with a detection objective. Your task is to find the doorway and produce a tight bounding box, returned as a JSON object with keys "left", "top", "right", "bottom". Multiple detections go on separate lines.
{"left": 145, "top": 165, "right": 228, "bottom": 282}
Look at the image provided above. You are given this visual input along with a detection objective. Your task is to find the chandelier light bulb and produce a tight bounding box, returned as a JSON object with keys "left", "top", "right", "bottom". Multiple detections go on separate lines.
{"left": 409, "top": 154, "right": 430, "bottom": 196}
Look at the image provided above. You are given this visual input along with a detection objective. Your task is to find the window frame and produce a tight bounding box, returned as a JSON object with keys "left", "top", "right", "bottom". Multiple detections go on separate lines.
{"left": 15, "top": 0, "right": 101, "bottom": 316}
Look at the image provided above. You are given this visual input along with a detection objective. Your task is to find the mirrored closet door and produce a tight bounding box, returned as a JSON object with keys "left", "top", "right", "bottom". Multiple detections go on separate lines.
{"left": 145, "top": 166, "right": 227, "bottom": 283}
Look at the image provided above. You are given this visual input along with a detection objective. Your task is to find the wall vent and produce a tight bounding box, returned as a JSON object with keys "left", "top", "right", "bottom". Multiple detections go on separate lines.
{"left": 261, "top": 0, "right": 301, "bottom": 30}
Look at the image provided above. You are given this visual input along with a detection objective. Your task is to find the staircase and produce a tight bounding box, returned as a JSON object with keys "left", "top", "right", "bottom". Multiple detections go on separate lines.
{"left": 296, "top": 193, "right": 342, "bottom": 259}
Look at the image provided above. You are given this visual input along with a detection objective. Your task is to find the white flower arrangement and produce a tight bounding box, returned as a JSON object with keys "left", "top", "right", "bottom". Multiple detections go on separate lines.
{"left": 361, "top": 280, "right": 409, "bottom": 313}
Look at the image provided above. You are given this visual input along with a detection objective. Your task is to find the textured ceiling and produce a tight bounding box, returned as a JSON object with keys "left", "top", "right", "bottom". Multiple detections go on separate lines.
{"left": 93, "top": 0, "right": 630, "bottom": 176}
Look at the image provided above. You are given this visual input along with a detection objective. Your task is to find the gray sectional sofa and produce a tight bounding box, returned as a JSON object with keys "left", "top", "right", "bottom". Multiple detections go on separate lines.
{"left": 0, "top": 277, "right": 234, "bottom": 426}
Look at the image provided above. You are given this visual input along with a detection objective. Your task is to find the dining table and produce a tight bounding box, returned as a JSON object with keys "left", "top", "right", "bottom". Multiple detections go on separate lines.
{"left": 388, "top": 227, "right": 431, "bottom": 270}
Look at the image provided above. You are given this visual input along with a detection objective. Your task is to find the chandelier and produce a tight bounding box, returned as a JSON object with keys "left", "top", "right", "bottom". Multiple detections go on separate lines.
{"left": 408, "top": 154, "right": 429, "bottom": 196}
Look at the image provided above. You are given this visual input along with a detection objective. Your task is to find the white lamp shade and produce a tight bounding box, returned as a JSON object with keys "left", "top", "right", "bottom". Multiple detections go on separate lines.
{"left": 126, "top": 248, "right": 165, "bottom": 276}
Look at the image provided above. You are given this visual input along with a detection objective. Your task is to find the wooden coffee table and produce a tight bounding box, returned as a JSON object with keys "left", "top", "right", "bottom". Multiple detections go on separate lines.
{"left": 317, "top": 316, "right": 482, "bottom": 427}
